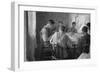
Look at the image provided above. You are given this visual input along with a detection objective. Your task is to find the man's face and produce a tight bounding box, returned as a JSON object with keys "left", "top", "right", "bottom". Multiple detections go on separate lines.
{"left": 72, "top": 23, "right": 76, "bottom": 27}
{"left": 48, "top": 22, "right": 53, "bottom": 26}
{"left": 59, "top": 23, "right": 62, "bottom": 25}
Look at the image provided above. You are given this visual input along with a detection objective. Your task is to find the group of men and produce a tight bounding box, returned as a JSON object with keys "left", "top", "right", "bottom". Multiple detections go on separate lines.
{"left": 40, "top": 19, "right": 90, "bottom": 60}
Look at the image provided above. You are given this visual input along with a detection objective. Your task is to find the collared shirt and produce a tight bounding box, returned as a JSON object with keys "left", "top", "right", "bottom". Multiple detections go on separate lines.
{"left": 40, "top": 24, "right": 55, "bottom": 42}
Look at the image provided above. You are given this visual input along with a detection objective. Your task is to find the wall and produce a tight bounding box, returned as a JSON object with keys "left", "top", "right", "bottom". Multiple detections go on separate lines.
{"left": 0, "top": 0, "right": 100, "bottom": 73}
{"left": 36, "top": 12, "right": 90, "bottom": 33}
{"left": 36, "top": 12, "right": 70, "bottom": 30}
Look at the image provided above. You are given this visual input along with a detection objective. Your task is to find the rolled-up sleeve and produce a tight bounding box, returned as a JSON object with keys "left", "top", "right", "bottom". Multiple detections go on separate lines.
{"left": 41, "top": 28, "right": 48, "bottom": 42}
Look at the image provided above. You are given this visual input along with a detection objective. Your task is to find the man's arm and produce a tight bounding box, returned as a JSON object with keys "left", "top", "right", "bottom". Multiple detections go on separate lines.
{"left": 41, "top": 28, "right": 48, "bottom": 42}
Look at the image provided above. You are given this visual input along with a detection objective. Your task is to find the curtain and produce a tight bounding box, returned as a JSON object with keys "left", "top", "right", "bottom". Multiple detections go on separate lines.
{"left": 25, "top": 11, "right": 37, "bottom": 61}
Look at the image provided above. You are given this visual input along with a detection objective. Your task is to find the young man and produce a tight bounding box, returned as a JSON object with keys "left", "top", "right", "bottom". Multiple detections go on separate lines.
{"left": 50, "top": 22, "right": 68, "bottom": 59}
{"left": 50, "top": 21, "right": 65, "bottom": 45}
{"left": 40, "top": 20, "right": 56, "bottom": 45}
{"left": 68, "top": 22, "right": 77, "bottom": 33}
{"left": 40, "top": 20, "right": 56, "bottom": 60}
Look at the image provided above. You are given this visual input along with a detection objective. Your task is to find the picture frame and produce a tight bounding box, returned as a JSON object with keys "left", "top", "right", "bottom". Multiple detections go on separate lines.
{"left": 11, "top": 2, "right": 97, "bottom": 71}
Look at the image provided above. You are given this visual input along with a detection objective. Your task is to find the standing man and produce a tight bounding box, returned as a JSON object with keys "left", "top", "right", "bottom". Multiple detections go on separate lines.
{"left": 40, "top": 19, "right": 56, "bottom": 46}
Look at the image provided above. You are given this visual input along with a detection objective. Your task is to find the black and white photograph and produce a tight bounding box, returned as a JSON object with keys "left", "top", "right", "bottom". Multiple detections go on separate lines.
{"left": 24, "top": 11, "right": 90, "bottom": 61}
{"left": 10, "top": 1, "right": 98, "bottom": 71}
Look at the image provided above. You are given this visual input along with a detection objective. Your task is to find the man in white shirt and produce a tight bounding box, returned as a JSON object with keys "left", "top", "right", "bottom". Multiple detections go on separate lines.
{"left": 40, "top": 20, "right": 56, "bottom": 45}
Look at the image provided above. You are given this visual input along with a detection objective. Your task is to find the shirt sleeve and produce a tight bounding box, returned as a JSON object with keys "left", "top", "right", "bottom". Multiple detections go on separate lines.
{"left": 50, "top": 32, "right": 58, "bottom": 44}
{"left": 41, "top": 28, "right": 48, "bottom": 42}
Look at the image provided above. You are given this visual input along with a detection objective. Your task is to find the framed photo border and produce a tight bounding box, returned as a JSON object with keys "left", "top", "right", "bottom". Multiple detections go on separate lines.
{"left": 11, "top": 2, "right": 97, "bottom": 71}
